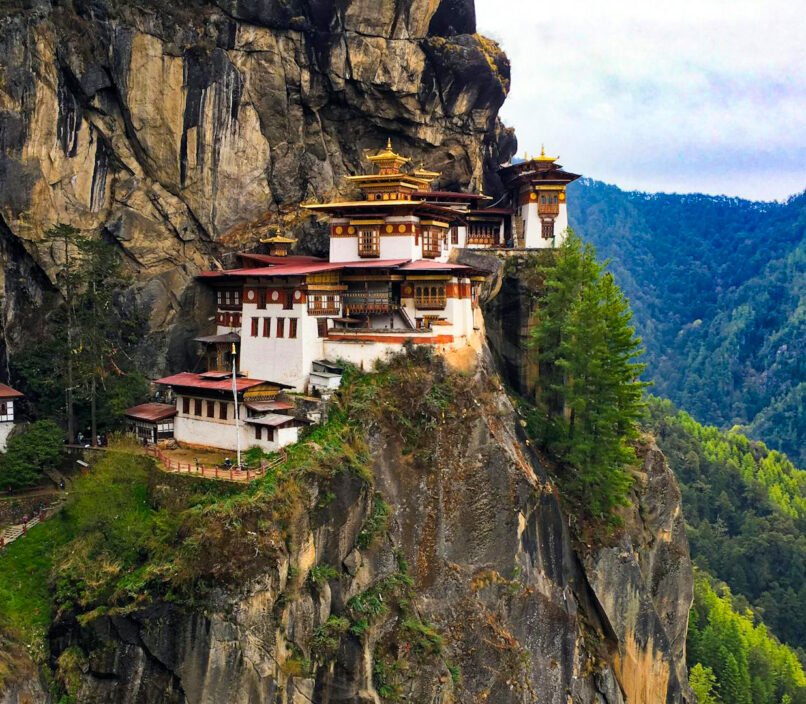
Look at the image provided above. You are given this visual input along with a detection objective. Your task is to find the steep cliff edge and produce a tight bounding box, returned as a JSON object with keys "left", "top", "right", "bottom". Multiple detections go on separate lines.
{"left": 0, "top": 0, "right": 514, "bottom": 371}
{"left": 1, "top": 351, "right": 692, "bottom": 703}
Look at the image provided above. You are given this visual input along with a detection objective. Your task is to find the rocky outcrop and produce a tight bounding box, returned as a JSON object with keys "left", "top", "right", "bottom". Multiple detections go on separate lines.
{"left": 583, "top": 442, "right": 693, "bottom": 704}
{"left": 0, "top": 0, "right": 514, "bottom": 372}
{"left": 14, "top": 352, "right": 693, "bottom": 704}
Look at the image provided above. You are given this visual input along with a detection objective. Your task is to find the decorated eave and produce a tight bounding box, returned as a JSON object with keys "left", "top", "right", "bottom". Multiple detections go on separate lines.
{"left": 301, "top": 199, "right": 467, "bottom": 224}
{"left": 238, "top": 253, "right": 326, "bottom": 268}
{"left": 197, "top": 258, "right": 484, "bottom": 282}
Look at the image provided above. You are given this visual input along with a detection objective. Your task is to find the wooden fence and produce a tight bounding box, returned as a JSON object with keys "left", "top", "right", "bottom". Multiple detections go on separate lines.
{"left": 145, "top": 446, "right": 287, "bottom": 483}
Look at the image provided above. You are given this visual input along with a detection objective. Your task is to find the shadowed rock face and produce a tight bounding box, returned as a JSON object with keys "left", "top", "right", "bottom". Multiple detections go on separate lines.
{"left": 0, "top": 0, "right": 514, "bottom": 374}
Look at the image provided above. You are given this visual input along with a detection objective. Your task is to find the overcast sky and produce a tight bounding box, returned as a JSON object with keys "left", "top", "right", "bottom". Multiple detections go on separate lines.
{"left": 475, "top": 0, "right": 806, "bottom": 200}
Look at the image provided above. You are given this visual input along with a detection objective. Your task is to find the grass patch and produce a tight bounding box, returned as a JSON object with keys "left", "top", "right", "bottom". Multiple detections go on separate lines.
{"left": 357, "top": 493, "right": 391, "bottom": 549}
{"left": 0, "top": 517, "right": 71, "bottom": 653}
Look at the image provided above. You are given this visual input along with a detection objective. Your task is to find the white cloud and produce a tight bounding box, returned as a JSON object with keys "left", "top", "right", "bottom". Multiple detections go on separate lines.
{"left": 475, "top": 0, "right": 806, "bottom": 199}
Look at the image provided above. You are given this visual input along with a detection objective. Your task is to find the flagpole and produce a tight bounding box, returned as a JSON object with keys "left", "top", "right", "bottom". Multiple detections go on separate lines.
{"left": 232, "top": 342, "right": 241, "bottom": 468}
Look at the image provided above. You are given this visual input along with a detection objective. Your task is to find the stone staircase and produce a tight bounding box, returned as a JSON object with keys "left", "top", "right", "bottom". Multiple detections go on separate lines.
{"left": 1, "top": 515, "right": 40, "bottom": 546}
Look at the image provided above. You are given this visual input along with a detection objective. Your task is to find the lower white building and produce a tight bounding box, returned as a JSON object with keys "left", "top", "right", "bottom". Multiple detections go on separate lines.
{"left": 0, "top": 384, "right": 22, "bottom": 452}
{"left": 155, "top": 372, "right": 305, "bottom": 454}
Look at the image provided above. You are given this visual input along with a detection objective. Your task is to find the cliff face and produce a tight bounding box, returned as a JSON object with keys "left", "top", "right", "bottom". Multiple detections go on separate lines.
{"left": 0, "top": 0, "right": 514, "bottom": 371}
{"left": 1, "top": 352, "right": 693, "bottom": 704}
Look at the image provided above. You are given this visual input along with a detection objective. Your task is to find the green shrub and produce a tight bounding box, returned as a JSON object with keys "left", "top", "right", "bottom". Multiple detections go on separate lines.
{"left": 311, "top": 616, "right": 350, "bottom": 661}
{"left": 357, "top": 494, "right": 391, "bottom": 549}
{"left": 0, "top": 420, "right": 64, "bottom": 490}
{"left": 308, "top": 564, "right": 339, "bottom": 586}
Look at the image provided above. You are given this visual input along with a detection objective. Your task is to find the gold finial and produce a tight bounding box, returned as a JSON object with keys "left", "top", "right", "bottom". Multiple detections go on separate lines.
{"left": 536, "top": 145, "right": 558, "bottom": 162}
{"left": 386, "top": 138, "right": 393, "bottom": 151}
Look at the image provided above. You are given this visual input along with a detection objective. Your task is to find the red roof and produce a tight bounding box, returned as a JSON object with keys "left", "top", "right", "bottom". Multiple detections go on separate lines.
{"left": 412, "top": 190, "right": 487, "bottom": 200}
{"left": 201, "top": 262, "right": 344, "bottom": 279}
{"left": 124, "top": 402, "right": 177, "bottom": 422}
{"left": 156, "top": 372, "right": 270, "bottom": 392}
{"left": 239, "top": 253, "right": 326, "bottom": 266}
{"left": 0, "top": 384, "right": 23, "bottom": 399}
{"left": 398, "top": 260, "right": 472, "bottom": 271}
{"left": 339, "top": 259, "right": 411, "bottom": 269}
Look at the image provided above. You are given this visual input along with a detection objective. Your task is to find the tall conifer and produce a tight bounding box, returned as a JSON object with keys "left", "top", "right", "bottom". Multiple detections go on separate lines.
{"left": 530, "top": 231, "right": 647, "bottom": 521}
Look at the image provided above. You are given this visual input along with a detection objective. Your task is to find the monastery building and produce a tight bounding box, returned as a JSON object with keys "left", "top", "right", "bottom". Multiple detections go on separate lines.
{"left": 153, "top": 143, "right": 579, "bottom": 454}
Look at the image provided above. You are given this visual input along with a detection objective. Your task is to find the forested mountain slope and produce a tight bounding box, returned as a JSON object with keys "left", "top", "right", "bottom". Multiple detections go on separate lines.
{"left": 645, "top": 398, "right": 806, "bottom": 656}
{"left": 569, "top": 179, "right": 805, "bottom": 464}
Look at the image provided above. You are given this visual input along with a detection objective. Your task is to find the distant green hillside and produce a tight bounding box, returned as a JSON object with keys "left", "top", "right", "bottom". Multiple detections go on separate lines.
{"left": 569, "top": 180, "right": 805, "bottom": 464}
{"left": 645, "top": 398, "right": 806, "bottom": 655}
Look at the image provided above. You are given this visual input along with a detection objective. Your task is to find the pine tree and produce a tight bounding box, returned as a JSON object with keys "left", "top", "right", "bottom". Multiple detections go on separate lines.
{"left": 689, "top": 663, "right": 720, "bottom": 704}
{"left": 530, "top": 231, "right": 648, "bottom": 522}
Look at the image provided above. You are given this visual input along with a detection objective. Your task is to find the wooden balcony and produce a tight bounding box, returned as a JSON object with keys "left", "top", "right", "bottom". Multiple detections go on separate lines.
{"left": 414, "top": 295, "right": 446, "bottom": 310}
{"left": 537, "top": 201, "right": 560, "bottom": 217}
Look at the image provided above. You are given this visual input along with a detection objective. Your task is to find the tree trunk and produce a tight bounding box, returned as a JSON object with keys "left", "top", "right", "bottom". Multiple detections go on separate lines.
{"left": 90, "top": 375, "right": 97, "bottom": 446}
{"left": 66, "top": 334, "right": 75, "bottom": 444}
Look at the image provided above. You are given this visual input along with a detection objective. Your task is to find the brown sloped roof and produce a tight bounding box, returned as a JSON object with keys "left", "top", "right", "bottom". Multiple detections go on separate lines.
{"left": 124, "top": 403, "right": 177, "bottom": 422}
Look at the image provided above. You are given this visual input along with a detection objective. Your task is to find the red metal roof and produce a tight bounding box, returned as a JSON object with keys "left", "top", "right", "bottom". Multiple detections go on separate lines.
{"left": 0, "top": 384, "right": 23, "bottom": 399}
{"left": 156, "top": 372, "right": 270, "bottom": 392}
{"left": 398, "top": 260, "right": 472, "bottom": 271}
{"left": 339, "top": 259, "right": 411, "bottom": 269}
{"left": 411, "top": 190, "right": 487, "bottom": 200}
{"left": 239, "top": 253, "right": 326, "bottom": 266}
{"left": 124, "top": 402, "right": 177, "bottom": 422}
{"left": 204, "top": 262, "right": 344, "bottom": 278}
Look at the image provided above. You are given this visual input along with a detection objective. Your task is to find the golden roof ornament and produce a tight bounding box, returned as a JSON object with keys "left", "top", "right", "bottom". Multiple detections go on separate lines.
{"left": 260, "top": 225, "right": 297, "bottom": 245}
{"left": 536, "top": 144, "right": 559, "bottom": 162}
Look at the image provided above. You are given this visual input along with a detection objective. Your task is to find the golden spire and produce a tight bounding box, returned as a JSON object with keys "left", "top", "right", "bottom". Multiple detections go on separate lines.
{"left": 536, "top": 144, "right": 559, "bottom": 162}
{"left": 386, "top": 137, "right": 393, "bottom": 151}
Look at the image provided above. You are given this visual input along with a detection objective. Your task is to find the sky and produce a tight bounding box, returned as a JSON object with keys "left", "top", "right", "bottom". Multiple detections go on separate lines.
{"left": 474, "top": 0, "right": 806, "bottom": 200}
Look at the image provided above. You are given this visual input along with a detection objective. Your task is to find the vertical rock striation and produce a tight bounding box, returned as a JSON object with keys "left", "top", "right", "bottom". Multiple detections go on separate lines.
{"left": 0, "top": 0, "right": 513, "bottom": 372}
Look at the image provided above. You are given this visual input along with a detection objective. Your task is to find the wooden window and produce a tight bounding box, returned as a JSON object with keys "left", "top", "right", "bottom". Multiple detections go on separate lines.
{"left": 422, "top": 227, "right": 441, "bottom": 258}
{"left": 317, "top": 319, "right": 328, "bottom": 337}
{"left": 450, "top": 226, "right": 459, "bottom": 245}
{"left": 414, "top": 284, "right": 447, "bottom": 309}
{"left": 289, "top": 318, "right": 298, "bottom": 338}
{"left": 358, "top": 229, "right": 380, "bottom": 258}
{"left": 283, "top": 291, "right": 294, "bottom": 310}
{"left": 194, "top": 399, "right": 202, "bottom": 416}
{"left": 234, "top": 290, "right": 241, "bottom": 305}
{"left": 308, "top": 294, "right": 340, "bottom": 316}
{"left": 538, "top": 192, "right": 560, "bottom": 216}
{"left": 541, "top": 220, "right": 555, "bottom": 239}
{"left": 276, "top": 318, "right": 285, "bottom": 338}
{"left": 251, "top": 317, "right": 259, "bottom": 337}
{"left": 216, "top": 291, "right": 223, "bottom": 305}
{"left": 182, "top": 397, "right": 190, "bottom": 414}
{"left": 219, "top": 402, "right": 228, "bottom": 420}
{"left": 467, "top": 223, "right": 498, "bottom": 245}
{"left": 257, "top": 288, "right": 267, "bottom": 309}
{"left": 263, "top": 318, "right": 271, "bottom": 337}
{"left": 255, "top": 425, "right": 262, "bottom": 440}
{"left": 0, "top": 402, "right": 7, "bottom": 416}
{"left": 206, "top": 401, "right": 215, "bottom": 418}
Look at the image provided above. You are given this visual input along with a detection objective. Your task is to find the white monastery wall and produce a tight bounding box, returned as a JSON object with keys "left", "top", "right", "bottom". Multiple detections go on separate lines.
{"left": 239, "top": 300, "right": 324, "bottom": 391}
{"left": 0, "top": 422, "right": 14, "bottom": 452}
{"left": 174, "top": 407, "right": 295, "bottom": 453}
